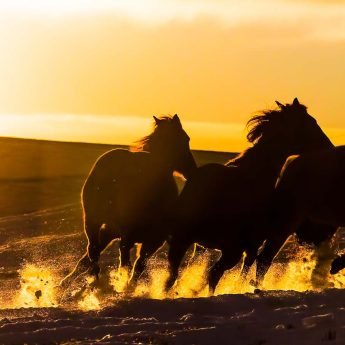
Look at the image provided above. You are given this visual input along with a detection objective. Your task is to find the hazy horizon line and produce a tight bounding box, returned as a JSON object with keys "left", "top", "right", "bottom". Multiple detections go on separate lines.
{"left": 1, "top": 113, "right": 345, "bottom": 152}
{"left": 0, "top": 134, "right": 234, "bottom": 154}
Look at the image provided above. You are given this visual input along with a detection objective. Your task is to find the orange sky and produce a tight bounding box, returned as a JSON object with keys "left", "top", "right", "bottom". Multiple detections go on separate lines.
{"left": 0, "top": 0, "right": 345, "bottom": 151}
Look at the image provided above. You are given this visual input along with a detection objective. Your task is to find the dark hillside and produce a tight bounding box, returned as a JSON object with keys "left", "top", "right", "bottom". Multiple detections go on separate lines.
{"left": 0, "top": 137, "right": 235, "bottom": 216}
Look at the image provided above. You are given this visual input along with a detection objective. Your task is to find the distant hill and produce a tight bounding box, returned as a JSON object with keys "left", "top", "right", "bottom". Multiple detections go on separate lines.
{"left": 0, "top": 137, "right": 236, "bottom": 217}
{"left": 0, "top": 137, "right": 234, "bottom": 180}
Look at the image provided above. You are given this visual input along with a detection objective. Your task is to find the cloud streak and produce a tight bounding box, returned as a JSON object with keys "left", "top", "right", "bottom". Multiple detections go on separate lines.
{"left": 1, "top": 0, "right": 345, "bottom": 41}
{"left": 0, "top": 0, "right": 345, "bottom": 150}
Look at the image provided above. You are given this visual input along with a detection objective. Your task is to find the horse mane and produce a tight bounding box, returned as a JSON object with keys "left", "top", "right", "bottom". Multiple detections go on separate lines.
{"left": 130, "top": 115, "right": 175, "bottom": 152}
{"left": 246, "top": 102, "right": 307, "bottom": 144}
{"left": 227, "top": 101, "right": 308, "bottom": 166}
{"left": 246, "top": 113, "right": 272, "bottom": 144}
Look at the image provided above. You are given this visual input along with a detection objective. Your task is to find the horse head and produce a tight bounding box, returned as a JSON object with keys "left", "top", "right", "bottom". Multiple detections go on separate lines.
{"left": 136, "top": 114, "right": 197, "bottom": 179}
{"left": 246, "top": 97, "right": 334, "bottom": 156}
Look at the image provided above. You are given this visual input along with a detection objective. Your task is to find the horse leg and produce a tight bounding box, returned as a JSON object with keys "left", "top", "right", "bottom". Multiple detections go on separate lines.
{"left": 58, "top": 228, "right": 114, "bottom": 301}
{"left": 84, "top": 216, "right": 104, "bottom": 264}
{"left": 329, "top": 227, "right": 345, "bottom": 274}
{"left": 331, "top": 254, "right": 345, "bottom": 274}
{"left": 208, "top": 249, "right": 243, "bottom": 294}
{"left": 59, "top": 219, "right": 102, "bottom": 289}
{"left": 208, "top": 257, "right": 224, "bottom": 294}
{"left": 103, "top": 235, "right": 138, "bottom": 294}
{"left": 241, "top": 246, "right": 259, "bottom": 283}
{"left": 295, "top": 221, "right": 337, "bottom": 288}
{"left": 127, "top": 240, "right": 165, "bottom": 291}
{"left": 59, "top": 252, "right": 92, "bottom": 289}
{"left": 311, "top": 239, "right": 337, "bottom": 289}
{"left": 256, "top": 184, "right": 303, "bottom": 287}
{"left": 117, "top": 237, "right": 133, "bottom": 283}
{"left": 165, "top": 238, "right": 192, "bottom": 294}
{"left": 256, "top": 234, "right": 290, "bottom": 287}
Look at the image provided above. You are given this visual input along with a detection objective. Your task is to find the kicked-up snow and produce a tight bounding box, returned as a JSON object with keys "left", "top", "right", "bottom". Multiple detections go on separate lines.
{"left": 1, "top": 204, "right": 345, "bottom": 344}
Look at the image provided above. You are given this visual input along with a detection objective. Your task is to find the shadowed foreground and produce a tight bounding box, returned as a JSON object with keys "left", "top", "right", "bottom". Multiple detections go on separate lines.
{"left": 1, "top": 137, "right": 345, "bottom": 344}
{"left": 0, "top": 289, "right": 344, "bottom": 344}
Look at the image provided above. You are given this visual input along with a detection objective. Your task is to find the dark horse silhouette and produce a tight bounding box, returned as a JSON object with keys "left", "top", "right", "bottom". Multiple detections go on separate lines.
{"left": 256, "top": 145, "right": 345, "bottom": 285}
{"left": 166, "top": 98, "right": 334, "bottom": 293}
{"left": 60, "top": 114, "right": 196, "bottom": 289}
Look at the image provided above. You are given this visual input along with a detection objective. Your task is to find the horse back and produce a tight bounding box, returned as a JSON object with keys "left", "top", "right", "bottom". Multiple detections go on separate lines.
{"left": 82, "top": 149, "right": 178, "bottom": 229}
{"left": 85, "top": 149, "right": 148, "bottom": 181}
{"left": 178, "top": 163, "right": 249, "bottom": 223}
{"left": 274, "top": 147, "right": 345, "bottom": 225}
{"left": 276, "top": 148, "right": 343, "bottom": 193}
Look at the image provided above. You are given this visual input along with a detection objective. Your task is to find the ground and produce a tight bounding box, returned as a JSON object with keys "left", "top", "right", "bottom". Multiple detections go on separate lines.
{"left": 0, "top": 290, "right": 344, "bottom": 344}
{"left": 0, "top": 137, "right": 345, "bottom": 344}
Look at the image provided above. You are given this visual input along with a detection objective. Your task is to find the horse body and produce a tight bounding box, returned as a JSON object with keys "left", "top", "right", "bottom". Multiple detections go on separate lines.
{"left": 256, "top": 146, "right": 345, "bottom": 285}
{"left": 285, "top": 147, "right": 345, "bottom": 227}
{"left": 167, "top": 98, "right": 335, "bottom": 292}
{"left": 83, "top": 149, "right": 178, "bottom": 243}
{"left": 168, "top": 145, "right": 293, "bottom": 291}
{"left": 60, "top": 114, "right": 196, "bottom": 289}
{"left": 178, "top": 151, "right": 282, "bottom": 222}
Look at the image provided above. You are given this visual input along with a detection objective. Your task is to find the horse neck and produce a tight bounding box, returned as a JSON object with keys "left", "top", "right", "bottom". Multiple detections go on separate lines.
{"left": 149, "top": 151, "right": 175, "bottom": 176}
{"left": 229, "top": 141, "right": 294, "bottom": 186}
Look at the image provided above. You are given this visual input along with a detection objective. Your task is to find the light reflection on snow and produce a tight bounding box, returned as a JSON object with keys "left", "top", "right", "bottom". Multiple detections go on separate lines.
{"left": 10, "top": 264, "right": 58, "bottom": 309}
{"left": 3, "top": 235, "right": 345, "bottom": 311}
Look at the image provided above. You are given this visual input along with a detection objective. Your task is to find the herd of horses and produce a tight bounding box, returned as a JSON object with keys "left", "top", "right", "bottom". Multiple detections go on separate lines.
{"left": 60, "top": 98, "right": 345, "bottom": 294}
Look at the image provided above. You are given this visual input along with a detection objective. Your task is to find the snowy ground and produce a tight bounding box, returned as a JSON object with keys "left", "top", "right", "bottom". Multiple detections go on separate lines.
{"left": 0, "top": 289, "right": 344, "bottom": 344}
{"left": 1, "top": 205, "right": 345, "bottom": 344}
{"left": 0, "top": 139, "right": 345, "bottom": 345}
{"left": 0, "top": 139, "right": 345, "bottom": 344}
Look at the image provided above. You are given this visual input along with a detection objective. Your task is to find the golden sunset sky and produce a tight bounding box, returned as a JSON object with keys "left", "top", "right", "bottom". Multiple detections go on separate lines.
{"left": 0, "top": 0, "right": 345, "bottom": 151}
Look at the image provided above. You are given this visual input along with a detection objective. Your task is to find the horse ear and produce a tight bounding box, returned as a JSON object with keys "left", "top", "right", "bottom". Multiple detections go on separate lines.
{"left": 275, "top": 101, "right": 285, "bottom": 109}
{"left": 173, "top": 114, "right": 181, "bottom": 124}
{"left": 293, "top": 98, "right": 300, "bottom": 106}
{"left": 153, "top": 116, "right": 161, "bottom": 125}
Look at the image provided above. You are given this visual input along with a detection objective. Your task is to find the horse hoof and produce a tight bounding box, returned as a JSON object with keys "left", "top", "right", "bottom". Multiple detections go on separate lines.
{"left": 330, "top": 267, "right": 338, "bottom": 275}
{"left": 330, "top": 256, "right": 345, "bottom": 275}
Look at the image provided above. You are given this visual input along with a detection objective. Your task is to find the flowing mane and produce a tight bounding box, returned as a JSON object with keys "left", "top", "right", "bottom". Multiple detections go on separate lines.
{"left": 227, "top": 100, "right": 309, "bottom": 166}
{"left": 131, "top": 115, "right": 175, "bottom": 152}
{"left": 246, "top": 102, "right": 307, "bottom": 144}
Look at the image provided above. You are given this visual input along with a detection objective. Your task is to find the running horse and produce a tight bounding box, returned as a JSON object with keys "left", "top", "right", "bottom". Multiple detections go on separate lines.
{"left": 60, "top": 114, "right": 196, "bottom": 289}
{"left": 257, "top": 145, "right": 345, "bottom": 285}
{"left": 166, "top": 98, "right": 334, "bottom": 293}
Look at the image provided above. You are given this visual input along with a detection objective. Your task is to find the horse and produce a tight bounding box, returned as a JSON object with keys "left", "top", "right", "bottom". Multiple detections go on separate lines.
{"left": 165, "top": 98, "right": 334, "bottom": 293}
{"left": 60, "top": 114, "right": 197, "bottom": 290}
{"left": 256, "top": 145, "right": 345, "bottom": 286}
